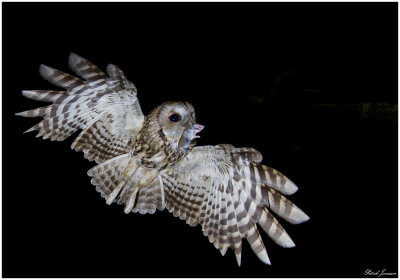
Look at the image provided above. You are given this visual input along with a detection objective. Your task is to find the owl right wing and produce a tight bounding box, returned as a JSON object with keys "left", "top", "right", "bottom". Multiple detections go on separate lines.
{"left": 16, "top": 53, "right": 144, "bottom": 163}
{"left": 160, "top": 144, "right": 309, "bottom": 266}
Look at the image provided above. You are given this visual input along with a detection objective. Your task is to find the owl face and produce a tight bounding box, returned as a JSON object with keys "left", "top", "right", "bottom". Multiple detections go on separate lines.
{"left": 157, "top": 101, "right": 204, "bottom": 153}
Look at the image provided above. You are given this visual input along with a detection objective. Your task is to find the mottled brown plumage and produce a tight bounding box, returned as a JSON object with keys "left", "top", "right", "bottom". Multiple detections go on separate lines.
{"left": 16, "top": 53, "right": 309, "bottom": 266}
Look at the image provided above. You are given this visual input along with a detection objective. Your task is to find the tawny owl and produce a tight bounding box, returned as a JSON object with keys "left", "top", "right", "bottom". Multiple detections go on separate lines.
{"left": 16, "top": 53, "right": 309, "bottom": 266}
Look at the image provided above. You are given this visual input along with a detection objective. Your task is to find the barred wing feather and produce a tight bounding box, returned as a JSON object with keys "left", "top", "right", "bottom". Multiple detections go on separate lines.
{"left": 16, "top": 53, "right": 144, "bottom": 163}
{"left": 161, "top": 144, "right": 309, "bottom": 266}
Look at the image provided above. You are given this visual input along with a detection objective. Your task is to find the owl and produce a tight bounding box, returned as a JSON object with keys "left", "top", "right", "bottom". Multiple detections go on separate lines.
{"left": 16, "top": 53, "right": 309, "bottom": 266}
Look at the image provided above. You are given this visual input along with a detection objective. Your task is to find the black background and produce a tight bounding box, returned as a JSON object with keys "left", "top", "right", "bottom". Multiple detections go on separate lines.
{"left": 3, "top": 2, "right": 398, "bottom": 278}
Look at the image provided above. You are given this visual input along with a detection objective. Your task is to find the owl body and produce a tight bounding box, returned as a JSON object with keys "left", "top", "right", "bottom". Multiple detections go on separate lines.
{"left": 17, "top": 53, "right": 309, "bottom": 266}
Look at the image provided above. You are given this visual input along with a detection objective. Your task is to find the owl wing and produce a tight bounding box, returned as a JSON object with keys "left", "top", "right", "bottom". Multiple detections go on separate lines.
{"left": 161, "top": 144, "right": 309, "bottom": 266}
{"left": 16, "top": 53, "right": 144, "bottom": 163}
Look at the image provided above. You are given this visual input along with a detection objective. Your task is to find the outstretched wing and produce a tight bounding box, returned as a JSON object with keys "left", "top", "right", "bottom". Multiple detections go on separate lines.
{"left": 161, "top": 144, "right": 309, "bottom": 266}
{"left": 16, "top": 53, "right": 144, "bottom": 163}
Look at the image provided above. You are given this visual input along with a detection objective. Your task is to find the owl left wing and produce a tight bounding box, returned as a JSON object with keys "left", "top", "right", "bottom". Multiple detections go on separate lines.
{"left": 16, "top": 53, "right": 144, "bottom": 163}
{"left": 161, "top": 144, "right": 309, "bottom": 266}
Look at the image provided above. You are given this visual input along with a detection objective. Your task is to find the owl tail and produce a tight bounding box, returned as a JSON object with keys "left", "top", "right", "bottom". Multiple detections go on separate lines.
{"left": 87, "top": 154, "right": 165, "bottom": 215}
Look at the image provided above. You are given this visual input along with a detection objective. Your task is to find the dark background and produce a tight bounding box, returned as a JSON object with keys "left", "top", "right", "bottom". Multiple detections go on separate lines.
{"left": 3, "top": 2, "right": 398, "bottom": 278}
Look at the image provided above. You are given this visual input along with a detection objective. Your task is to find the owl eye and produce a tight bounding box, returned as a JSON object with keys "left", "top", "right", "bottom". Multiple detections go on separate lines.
{"left": 169, "top": 113, "right": 181, "bottom": 122}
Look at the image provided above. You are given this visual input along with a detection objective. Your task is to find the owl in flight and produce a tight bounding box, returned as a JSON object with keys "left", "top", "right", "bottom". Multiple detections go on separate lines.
{"left": 17, "top": 54, "right": 309, "bottom": 266}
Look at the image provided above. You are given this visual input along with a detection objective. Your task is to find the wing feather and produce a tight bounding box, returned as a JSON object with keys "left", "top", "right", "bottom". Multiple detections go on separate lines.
{"left": 17, "top": 53, "right": 145, "bottom": 162}
{"left": 217, "top": 188, "right": 229, "bottom": 255}
{"left": 68, "top": 53, "right": 107, "bottom": 88}
{"left": 21, "top": 90, "right": 67, "bottom": 103}
{"left": 39, "top": 64, "right": 86, "bottom": 91}
{"left": 251, "top": 162, "right": 298, "bottom": 195}
{"left": 226, "top": 185, "right": 243, "bottom": 265}
{"left": 161, "top": 144, "right": 309, "bottom": 266}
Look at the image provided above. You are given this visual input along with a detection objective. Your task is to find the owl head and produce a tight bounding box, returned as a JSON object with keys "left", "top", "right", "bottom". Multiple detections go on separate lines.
{"left": 154, "top": 101, "right": 204, "bottom": 154}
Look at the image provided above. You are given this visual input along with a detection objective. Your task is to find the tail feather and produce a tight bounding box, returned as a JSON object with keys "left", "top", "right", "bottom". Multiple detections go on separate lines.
{"left": 117, "top": 178, "right": 162, "bottom": 215}
{"left": 88, "top": 153, "right": 131, "bottom": 199}
{"left": 132, "top": 186, "right": 157, "bottom": 214}
{"left": 88, "top": 154, "right": 163, "bottom": 215}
